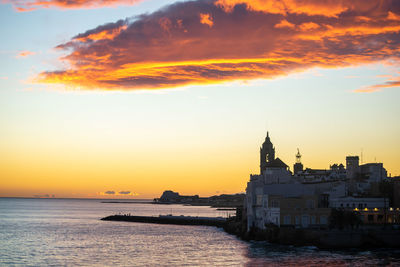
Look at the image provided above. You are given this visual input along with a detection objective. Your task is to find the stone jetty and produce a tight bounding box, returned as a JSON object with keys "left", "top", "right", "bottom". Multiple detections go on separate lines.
{"left": 101, "top": 214, "right": 227, "bottom": 227}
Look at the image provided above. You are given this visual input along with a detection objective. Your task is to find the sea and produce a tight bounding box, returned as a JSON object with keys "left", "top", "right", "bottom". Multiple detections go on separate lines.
{"left": 1, "top": 198, "right": 399, "bottom": 266}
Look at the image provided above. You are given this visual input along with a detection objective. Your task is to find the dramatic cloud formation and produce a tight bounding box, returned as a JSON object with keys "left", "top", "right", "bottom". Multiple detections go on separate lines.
{"left": 37, "top": 0, "right": 400, "bottom": 90}
{"left": 4, "top": 0, "right": 143, "bottom": 11}
{"left": 17, "top": 50, "right": 35, "bottom": 58}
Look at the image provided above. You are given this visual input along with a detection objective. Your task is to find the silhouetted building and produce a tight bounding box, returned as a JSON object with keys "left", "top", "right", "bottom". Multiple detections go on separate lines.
{"left": 293, "top": 148, "right": 303, "bottom": 174}
{"left": 246, "top": 132, "right": 392, "bottom": 231}
{"left": 259, "top": 132, "right": 290, "bottom": 175}
{"left": 260, "top": 132, "right": 275, "bottom": 174}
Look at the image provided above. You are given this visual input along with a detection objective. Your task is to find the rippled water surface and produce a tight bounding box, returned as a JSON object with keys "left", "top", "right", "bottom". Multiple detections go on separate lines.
{"left": 1, "top": 198, "right": 399, "bottom": 266}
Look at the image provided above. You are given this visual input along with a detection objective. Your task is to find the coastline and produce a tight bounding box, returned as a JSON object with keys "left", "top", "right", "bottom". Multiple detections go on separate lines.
{"left": 101, "top": 214, "right": 400, "bottom": 249}
{"left": 223, "top": 217, "right": 400, "bottom": 249}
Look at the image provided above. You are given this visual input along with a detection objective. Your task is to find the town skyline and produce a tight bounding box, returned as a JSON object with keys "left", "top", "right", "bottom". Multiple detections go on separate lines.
{"left": 0, "top": 0, "right": 399, "bottom": 199}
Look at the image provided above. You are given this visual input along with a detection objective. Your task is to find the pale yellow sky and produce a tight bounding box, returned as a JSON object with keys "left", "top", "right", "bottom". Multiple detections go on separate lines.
{"left": 0, "top": 0, "right": 399, "bottom": 198}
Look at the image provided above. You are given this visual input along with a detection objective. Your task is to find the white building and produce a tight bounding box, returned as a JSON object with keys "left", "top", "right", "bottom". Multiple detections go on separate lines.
{"left": 245, "top": 132, "right": 389, "bottom": 231}
{"left": 330, "top": 197, "right": 386, "bottom": 209}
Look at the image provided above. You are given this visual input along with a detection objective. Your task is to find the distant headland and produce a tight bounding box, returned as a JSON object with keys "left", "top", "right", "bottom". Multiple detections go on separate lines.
{"left": 153, "top": 190, "right": 245, "bottom": 208}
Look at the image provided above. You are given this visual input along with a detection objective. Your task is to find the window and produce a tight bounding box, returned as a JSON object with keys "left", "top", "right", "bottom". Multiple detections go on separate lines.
{"left": 377, "top": 215, "right": 383, "bottom": 222}
{"left": 320, "top": 215, "right": 328, "bottom": 225}
{"left": 295, "top": 216, "right": 300, "bottom": 225}
{"left": 306, "top": 200, "right": 315, "bottom": 209}
{"left": 368, "top": 215, "right": 374, "bottom": 222}
{"left": 284, "top": 215, "right": 291, "bottom": 225}
{"left": 256, "top": 209, "right": 263, "bottom": 218}
{"left": 311, "top": 216, "right": 316, "bottom": 224}
{"left": 256, "top": 195, "right": 262, "bottom": 206}
{"left": 271, "top": 200, "right": 280, "bottom": 208}
{"left": 301, "top": 215, "right": 310, "bottom": 227}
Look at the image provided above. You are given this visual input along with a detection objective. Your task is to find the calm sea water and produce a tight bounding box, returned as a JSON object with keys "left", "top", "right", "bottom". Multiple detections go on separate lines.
{"left": 1, "top": 198, "right": 399, "bottom": 266}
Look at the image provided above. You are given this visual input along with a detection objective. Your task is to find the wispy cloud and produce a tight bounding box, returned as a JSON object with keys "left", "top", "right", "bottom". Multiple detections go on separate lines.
{"left": 33, "top": 194, "right": 55, "bottom": 198}
{"left": 3, "top": 0, "right": 144, "bottom": 12}
{"left": 36, "top": 0, "right": 400, "bottom": 91}
{"left": 99, "top": 190, "right": 138, "bottom": 196}
{"left": 17, "top": 50, "right": 35, "bottom": 58}
{"left": 121, "top": 191, "right": 139, "bottom": 196}
{"left": 354, "top": 75, "right": 400, "bottom": 93}
{"left": 353, "top": 86, "right": 382, "bottom": 93}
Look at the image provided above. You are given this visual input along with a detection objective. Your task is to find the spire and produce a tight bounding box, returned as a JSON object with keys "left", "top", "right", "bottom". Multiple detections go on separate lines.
{"left": 296, "top": 148, "right": 302, "bottom": 164}
{"left": 293, "top": 148, "right": 304, "bottom": 174}
{"left": 265, "top": 131, "right": 270, "bottom": 141}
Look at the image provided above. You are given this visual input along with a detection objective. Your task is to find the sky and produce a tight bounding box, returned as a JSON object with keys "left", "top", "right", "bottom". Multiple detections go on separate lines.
{"left": 0, "top": 0, "right": 399, "bottom": 199}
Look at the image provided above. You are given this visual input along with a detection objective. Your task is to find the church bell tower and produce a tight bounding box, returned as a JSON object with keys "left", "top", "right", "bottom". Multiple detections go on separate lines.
{"left": 260, "top": 132, "right": 275, "bottom": 174}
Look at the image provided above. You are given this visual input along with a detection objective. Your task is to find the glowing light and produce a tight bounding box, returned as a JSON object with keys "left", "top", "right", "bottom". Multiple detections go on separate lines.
{"left": 199, "top": 13, "right": 214, "bottom": 27}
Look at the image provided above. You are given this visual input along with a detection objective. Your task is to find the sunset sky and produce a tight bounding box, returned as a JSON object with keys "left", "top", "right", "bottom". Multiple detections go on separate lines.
{"left": 0, "top": 0, "right": 399, "bottom": 199}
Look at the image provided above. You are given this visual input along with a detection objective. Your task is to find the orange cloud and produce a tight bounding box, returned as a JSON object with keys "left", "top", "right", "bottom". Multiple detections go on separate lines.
{"left": 354, "top": 75, "right": 400, "bottom": 93}
{"left": 298, "top": 22, "right": 319, "bottom": 31}
{"left": 388, "top": 11, "right": 400, "bottom": 21}
{"left": 17, "top": 50, "right": 35, "bottom": 58}
{"left": 4, "top": 0, "right": 143, "bottom": 11}
{"left": 36, "top": 0, "right": 400, "bottom": 90}
{"left": 274, "top": 19, "right": 295, "bottom": 29}
{"left": 200, "top": 13, "right": 214, "bottom": 27}
{"left": 353, "top": 87, "right": 382, "bottom": 93}
{"left": 214, "top": 0, "right": 377, "bottom": 18}
{"left": 74, "top": 25, "right": 128, "bottom": 42}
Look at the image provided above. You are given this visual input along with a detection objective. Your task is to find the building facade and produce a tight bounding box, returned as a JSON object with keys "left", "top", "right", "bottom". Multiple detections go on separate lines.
{"left": 246, "top": 132, "right": 390, "bottom": 231}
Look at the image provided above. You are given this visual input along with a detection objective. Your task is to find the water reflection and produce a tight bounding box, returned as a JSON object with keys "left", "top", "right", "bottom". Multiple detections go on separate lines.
{"left": 244, "top": 241, "right": 400, "bottom": 266}
{"left": 1, "top": 198, "right": 399, "bottom": 266}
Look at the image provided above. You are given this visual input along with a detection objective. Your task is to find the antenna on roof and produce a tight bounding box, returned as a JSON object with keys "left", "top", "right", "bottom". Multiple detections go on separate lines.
{"left": 361, "top": 148, "right": 363, "bottom": 164}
